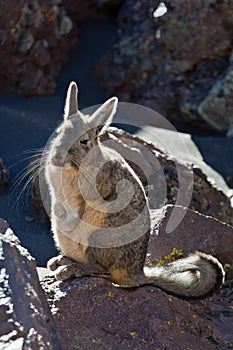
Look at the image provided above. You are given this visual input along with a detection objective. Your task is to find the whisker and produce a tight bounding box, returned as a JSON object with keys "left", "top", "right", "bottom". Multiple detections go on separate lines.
{"left": 22, "top": 147, "right": 45, "bottom": 154}
{"left": 9, "top": 157, "right": 43, "bottom": 196}
{"left": 8, "top": 154, "right": 43, "bottom": 169}
{"left": 8, "top": 153, "right": 47, "bottom": 212}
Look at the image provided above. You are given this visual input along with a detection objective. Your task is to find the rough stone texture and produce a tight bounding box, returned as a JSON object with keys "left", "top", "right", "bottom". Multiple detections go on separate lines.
{"left": 0, "top": 0, "right": 76, "bottom": 96}
{"left": 42, "top": 276, "right": 232, "bottom": 350}
{"left": 149, "top": 204, "right": 233, "bottom": 281}
{"left": 41, "top": 204, "right": 233, "bottom": 349}
{"left": 196, "top": 61, "right": 233, "bottom": 132}
{"left": 94, "top": 0, "right": 233, "bottom": 133}
{"left": 106, "top": 129, "right": 233, "bottom": 226}
{"left": 0, "top": 227, "right": 61, "bottom": 349}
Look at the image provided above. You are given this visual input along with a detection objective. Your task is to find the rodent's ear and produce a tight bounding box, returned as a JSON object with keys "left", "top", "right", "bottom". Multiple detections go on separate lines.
{"left": 64, "top": 81, "right": 78, "bottom": 119}
{"left": 89, "top": 97, "right": 118, "bottom": 134}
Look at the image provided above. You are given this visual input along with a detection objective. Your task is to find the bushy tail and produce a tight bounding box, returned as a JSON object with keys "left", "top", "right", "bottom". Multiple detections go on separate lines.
{"left": 143, "top": 252, "right": 225, "bottom": 299}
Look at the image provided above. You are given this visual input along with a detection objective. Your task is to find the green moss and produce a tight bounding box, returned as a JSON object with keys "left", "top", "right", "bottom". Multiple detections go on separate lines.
{"left": 156, "top": 247, "right": 183, "bottom": 266}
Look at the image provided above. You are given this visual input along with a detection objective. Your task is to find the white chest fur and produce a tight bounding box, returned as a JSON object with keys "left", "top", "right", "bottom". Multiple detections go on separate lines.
{"left": 47, "top": 165, "right": 81, "bottom": 234}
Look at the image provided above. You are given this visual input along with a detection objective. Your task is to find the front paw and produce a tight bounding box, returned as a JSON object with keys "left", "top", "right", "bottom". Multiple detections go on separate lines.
{"left": 54, "top": 265, "right": 75, "bottom": 281}
{"left": 47, "top": 255, "right": 62, "bottom": 271}
{"left": 47, "top": 255, "right": 74, "bottom": 271}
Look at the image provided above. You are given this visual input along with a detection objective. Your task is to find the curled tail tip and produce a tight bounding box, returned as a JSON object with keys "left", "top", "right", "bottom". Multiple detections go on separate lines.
{"left": 144, "top": 251, "right": 225, "bottom": 299}
{"left": 191, "top": 251, "right": 225, "bottom": 292}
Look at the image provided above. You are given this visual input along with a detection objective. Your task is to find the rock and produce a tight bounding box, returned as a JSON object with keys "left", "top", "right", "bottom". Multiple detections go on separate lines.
{"left": 197, "top": 62, "right": 233, "bottom": 132}
{"left": 105, "top": 128, "right": 233, "bottom": 226}
{"left": 0, "top": 218, "right": 9, "bottom": 233}
{"left": 94, "top": 0, "right": 233, "bottom": 133}
{"left": 148, "top": 205, "right": 233, "bottom": 278}
{"left": 41, "top": 203, "right": 233, "bottom": 349}
{"left": 94, "top": 0, "right": 159, "bottom": 101}
{"left": 0, "top": 227, "right": 61, "bottom": 349}
{"left": 0, "top": 0, "right": 76, "bottom": 96}
{"left": 43, "top": 277, "right": 231, "bottom": 350}
{"left": 158, "top": 0, "right": 233, "bottom": 72}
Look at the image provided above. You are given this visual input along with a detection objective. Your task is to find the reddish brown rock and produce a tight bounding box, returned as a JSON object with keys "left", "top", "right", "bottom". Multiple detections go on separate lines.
{"left": 0, "top": 228, "right": 61, "bottom": 349}
{"left": 148, "top": 205, "right": 233, "bottom": 280}
{"left": 42, "top": 241, "right": 232, "bottom": 350}
{"left": 40, "top": 200, "right": 233, "bottom": 349}
{"left": 0, "top": 214, "right": 230, "bottom": 350}
{"left": 0, "top": 0, "right": 76, "bottom": 96}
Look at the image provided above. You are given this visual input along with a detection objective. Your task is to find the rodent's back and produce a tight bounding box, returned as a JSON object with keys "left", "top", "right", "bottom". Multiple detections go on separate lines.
{"left": 82, "top": 147, "right": 151, "bottom": 279}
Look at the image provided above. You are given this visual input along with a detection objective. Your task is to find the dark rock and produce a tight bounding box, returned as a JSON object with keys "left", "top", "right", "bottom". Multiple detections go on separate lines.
{"left": 0, "top": 228, "right": 61, "bottom": 349}
{"left": 0, "top": 218, "right": 9, "bottom": 233}
{"left": 0, "top": 0, "right": 76, "bottom": 96}
{"left": 196, "top": 62, "right": 233, "bottom": 132}
{"left": 106, "top": 128, "right": 233, "bottom": 226}
{"left": 148, "top": 205, "right": 233, "bottom": 274}
{"left": 94, "top": 0, "right": 233, "bottom": 133}
{"left": 44, "top": 277, "right": 231, "bottom": 350}
{"left": 41, "top": 203, "right": 233, "bottom": 350}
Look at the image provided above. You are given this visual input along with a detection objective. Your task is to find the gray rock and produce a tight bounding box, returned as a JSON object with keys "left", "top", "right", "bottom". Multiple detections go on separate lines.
{"left": 197, "top": 64, "right": 233, "bottom": 132}
{"left": 94, "top": 0, "right": 233, "bottom": 133}
{"left": 0, "top": 228, "right": 61, "bottom": 349}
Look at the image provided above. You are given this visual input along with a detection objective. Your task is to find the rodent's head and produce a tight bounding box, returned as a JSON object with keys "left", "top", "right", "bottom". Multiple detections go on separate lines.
{"left": 47, "top": 82, "right": 118, "bottom": 170}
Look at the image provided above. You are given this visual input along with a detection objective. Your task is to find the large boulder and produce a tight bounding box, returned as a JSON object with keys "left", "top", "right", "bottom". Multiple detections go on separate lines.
{"left": 149, "top": 204, "right": 233, "bottom": 282}
{"left": 41, "top": 204, "right": 233, "bottom": 350}
{"left": 105, "top": 128, "right": 233, "bottom": 226}
{"left": 94, "top": 0, "right": 233, "bottom": 133}
{"left": 30, "top": 127, "right": 233, "bottom": 226}
{"left": 0, "top": 0, "right": 75, "bottom": 96}
{"left": 0, "top": 226, "right": 61, "bottom": 349}
{"left": 42, "top": 276, "right": 232, "bottom": 350}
